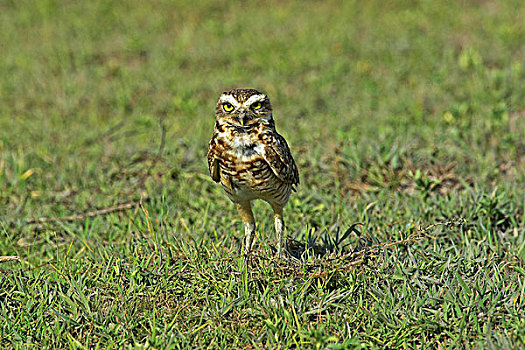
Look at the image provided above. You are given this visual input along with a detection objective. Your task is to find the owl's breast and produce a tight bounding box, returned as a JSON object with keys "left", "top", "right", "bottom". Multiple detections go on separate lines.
{"left": 218, "top": 148, "right": 281, "bottom": 201}
{"left": 220, "top": 145, "right": 269, "bottom": 185}
{"left": 211, "top": 124, "right": 291, "bottom": 203}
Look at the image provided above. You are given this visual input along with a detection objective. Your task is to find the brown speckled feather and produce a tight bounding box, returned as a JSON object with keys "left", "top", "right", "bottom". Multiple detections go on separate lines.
{"left": 207, "top": 133, "right": 221, "bottom": 183}
{"left": 262, "top": 132, "right": 300, "bottom": 187}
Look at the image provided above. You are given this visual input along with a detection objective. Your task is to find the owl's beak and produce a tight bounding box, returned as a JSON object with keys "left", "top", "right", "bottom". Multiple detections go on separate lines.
{"left": 238, "top": 111, "right": 247, "bottom": 126}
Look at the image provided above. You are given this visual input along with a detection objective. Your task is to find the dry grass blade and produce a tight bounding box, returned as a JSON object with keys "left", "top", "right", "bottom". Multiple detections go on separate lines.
{"left": 330, "top": 218, "right": 467, "bottom": 270}
{"left": 0, "top": 256, "right": 21, "bottom": 263}
{"left": 25, "top": 202, "right": 138, "bottom": 224}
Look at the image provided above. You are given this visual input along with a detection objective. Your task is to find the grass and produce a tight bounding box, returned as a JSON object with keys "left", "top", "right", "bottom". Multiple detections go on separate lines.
{"left": 1, "top": 0, "right": 524, "bottom": 348}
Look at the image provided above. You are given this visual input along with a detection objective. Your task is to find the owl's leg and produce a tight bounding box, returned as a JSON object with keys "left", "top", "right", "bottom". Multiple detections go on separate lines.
{"left": 236, "top": 201, "right": 255, "bottom": 255}
{"left": 271, "top": 203, "right": 285, "bottom": 258}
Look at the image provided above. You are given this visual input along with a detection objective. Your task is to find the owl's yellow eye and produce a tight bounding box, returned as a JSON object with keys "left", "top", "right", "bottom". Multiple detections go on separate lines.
{"left": 251, "top": 102, "right": 262, "bottom": 110}
{"left": 223, "top": 103, "right": 234, "bottom": 112}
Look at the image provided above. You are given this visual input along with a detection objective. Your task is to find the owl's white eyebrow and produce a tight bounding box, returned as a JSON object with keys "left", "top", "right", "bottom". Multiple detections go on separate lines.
{"left": 244, "top": 94, "right": 266, "bottom": 106}
{"left": 219, "top": 95, "right": 241, "bottom": 108}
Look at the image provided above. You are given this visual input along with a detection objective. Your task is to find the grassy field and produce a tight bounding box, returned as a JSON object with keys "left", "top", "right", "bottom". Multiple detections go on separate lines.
{"left": 1, "top": 0, "right": 525, "bottom": 348}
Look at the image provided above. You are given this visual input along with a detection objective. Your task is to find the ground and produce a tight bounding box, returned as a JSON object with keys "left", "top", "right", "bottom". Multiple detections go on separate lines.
{"left": 0, "top": 0, "right": 524, "bottom": 348}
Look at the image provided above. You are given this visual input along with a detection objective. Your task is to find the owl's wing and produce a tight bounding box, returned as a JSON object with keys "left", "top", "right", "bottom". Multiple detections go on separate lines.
{"left": 207, "top": 134, "right": 221, "bottom": 182}
{"left": 261, "top": 132, "right": 300, "bottom": 187}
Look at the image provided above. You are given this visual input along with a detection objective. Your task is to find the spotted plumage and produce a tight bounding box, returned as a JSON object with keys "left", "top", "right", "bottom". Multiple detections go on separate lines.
{"left": 207, "top": 88, "right": 299, "bottom": 257}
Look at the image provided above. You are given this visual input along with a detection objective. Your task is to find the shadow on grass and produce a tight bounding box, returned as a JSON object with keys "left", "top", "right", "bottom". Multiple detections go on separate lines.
{"left": 264, "top": 218, "right": 467, "bottom": 272}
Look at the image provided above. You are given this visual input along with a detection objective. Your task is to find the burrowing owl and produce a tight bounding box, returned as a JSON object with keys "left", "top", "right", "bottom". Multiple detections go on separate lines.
{"left": 207, "top": 88, "right": 299, "bottom": 257}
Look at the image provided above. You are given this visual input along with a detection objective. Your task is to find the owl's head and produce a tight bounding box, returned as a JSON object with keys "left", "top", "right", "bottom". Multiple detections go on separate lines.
{"left": 215, "top": 88, "right": 273, "bottom": 128}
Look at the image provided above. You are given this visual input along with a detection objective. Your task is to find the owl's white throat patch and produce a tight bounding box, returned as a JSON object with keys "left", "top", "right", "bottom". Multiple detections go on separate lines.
{"left": 232, "top": 134, "right": 263, "bottom": 157}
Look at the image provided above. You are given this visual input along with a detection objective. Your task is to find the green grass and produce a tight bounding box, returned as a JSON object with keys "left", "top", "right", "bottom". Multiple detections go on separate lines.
{"left": 1, "top": 0, "right": 524, "bottom": 348}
